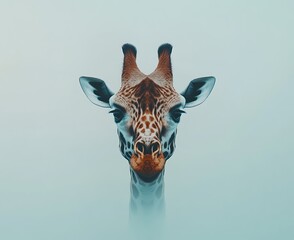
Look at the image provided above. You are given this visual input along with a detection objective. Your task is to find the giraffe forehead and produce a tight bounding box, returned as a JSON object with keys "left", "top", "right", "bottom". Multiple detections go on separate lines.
{"left": 115, "top": 78, "right": 181, "bottom": 112}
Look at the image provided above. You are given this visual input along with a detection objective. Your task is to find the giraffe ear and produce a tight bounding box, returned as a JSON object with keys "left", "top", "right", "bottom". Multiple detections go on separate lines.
{"left": 181, "top": 76, "right": 216, "bottom": 108}
{"left": 79, "top": 76, "right": 114, "bottom": 108}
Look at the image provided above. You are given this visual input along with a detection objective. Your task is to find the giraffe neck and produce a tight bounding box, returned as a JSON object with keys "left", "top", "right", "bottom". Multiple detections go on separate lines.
{"left": 129, "top": 169, "right": 165, "bottom": 223}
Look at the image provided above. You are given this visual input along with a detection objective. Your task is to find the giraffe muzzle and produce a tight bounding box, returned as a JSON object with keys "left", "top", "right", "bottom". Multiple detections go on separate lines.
{"left": 130, "top": 140, "right": 165, "bottom": 181}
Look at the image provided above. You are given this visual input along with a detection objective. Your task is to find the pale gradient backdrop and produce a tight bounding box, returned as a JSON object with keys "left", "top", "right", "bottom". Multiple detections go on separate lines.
{"left": 0, "top": 1, "right": 293, "bottom": 239}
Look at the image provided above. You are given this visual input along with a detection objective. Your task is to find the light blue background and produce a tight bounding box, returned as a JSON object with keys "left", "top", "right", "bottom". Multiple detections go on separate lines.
{"left": 0, "top": 1, "right": 293, "bottom": 239}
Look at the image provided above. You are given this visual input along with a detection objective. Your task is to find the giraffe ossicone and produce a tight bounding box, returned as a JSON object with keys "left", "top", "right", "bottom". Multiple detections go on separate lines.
{"left": 80, "top": 43, "right": 215, "bottom": 183}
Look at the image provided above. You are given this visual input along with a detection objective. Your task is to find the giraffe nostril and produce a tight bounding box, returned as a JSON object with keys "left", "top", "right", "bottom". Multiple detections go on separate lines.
{"left": 135, "top": 141, "right": 161, "bottom": 156}
{"left": 136, "top": 142, "right": 145, "bottom": 154}
{"left": 151, "top": 142, "right": 160, "bottom": 154}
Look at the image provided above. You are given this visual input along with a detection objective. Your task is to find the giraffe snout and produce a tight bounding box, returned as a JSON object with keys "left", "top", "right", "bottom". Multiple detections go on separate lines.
{"left": 134, "top": 140, "right": 161, "bottom": 158}
{"left": 131, "top": 139, "right": 165, "bottom": 182}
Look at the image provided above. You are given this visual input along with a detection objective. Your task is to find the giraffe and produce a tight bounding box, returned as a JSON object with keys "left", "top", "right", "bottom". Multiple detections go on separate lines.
{"left": 79, "top": 43, "right": 215, "bottom": 223}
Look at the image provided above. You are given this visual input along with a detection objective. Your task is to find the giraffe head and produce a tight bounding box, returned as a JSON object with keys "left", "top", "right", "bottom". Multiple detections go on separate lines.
{"left": 80, "top": 44, "right": 215, "bottom": 182}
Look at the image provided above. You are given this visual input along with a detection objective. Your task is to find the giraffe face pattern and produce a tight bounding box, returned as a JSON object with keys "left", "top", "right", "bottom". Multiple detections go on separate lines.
{"left": 109, "top": 77, "right": 185, "bottom": 181}
{"left": 79, "top": 43, "right": 216, "bottom": 182}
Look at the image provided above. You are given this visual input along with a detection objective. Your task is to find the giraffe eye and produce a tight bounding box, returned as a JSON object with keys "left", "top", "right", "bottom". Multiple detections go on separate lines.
{"left": 170, "top": 109, "right": 185, "bottom": 123}
{"left": 109, "top": 109, "right": 125, "bottom": 123}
